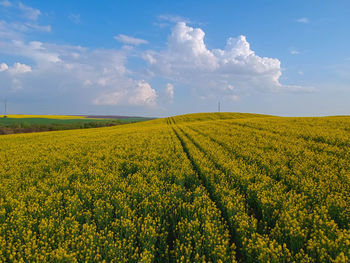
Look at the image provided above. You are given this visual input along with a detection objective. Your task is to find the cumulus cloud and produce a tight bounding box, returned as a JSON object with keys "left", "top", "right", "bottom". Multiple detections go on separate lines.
{"left": 0, "top": 63, "right": 8, "bottom": 72}
{"left": 0, "top": 6, "right": 308, "bottom": 113}
{"left": 114, "top": 34, "right": 148, "bottom": 46}
{"left": 8, "top": 62, "right": 32, "bottom": 74}
{"left": 165, "top": 83, "right": 174, "bottom": 101}
{"left": 94, "top": 81, "right": 157, "bottom": 107}
{"left": 0, "top": 34, "right": 157, "bottom": 107}
{"left": 144, "top": 22, "right": 300, "bottom": 100}
{"left": 0, "top": 1, "right": 156, "bottom": 111}
{"left": 296, "top": 17, "right": 309, "bottom": 24}
{"left": 0, "top": 62, "right": 31, "bottom": 74}
{"left": 129, "top": 81, "right": 157, "bottom": 106}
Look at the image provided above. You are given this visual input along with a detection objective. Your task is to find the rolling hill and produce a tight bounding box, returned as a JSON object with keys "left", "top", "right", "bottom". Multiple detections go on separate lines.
{"left": 0, "top": 113, "right": 349, "bottom": 262}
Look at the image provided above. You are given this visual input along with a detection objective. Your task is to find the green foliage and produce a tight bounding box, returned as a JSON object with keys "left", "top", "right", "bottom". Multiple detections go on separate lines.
{"left": 0, "top": 117, "right": 145, "bottom": 134}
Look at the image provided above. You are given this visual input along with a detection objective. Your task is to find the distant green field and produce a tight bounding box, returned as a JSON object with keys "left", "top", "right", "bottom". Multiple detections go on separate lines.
{"left": 0, "top": 116, "right": 151, "bottom": 134}
{"left": 0, "top": 117, "right": 127, "bottom": 126}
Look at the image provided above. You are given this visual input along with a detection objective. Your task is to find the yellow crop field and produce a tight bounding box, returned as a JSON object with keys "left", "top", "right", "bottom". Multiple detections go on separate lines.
{"left": 0, "top": 113, "right": 349, "bottom": 262}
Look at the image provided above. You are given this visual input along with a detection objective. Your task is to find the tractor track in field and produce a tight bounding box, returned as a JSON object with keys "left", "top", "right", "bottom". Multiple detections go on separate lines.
{"left": 168, "top": 118, "right": 242, "bottom": 262}
{"left": 212, "top": 120, "right": 349, "bottom": 162}
{"left": 187, "top": 125, "right": 286, "bottom": 185}
{"left": 184, "top": 122, "right": 348, "bottom": 238}
{"left": 171, "top": 117, "right": 348, "bottom": 259}
{"left": 187, "top": 124, "right": 350, "bottom": 211}
{"left": 173, "top": 124, "right": 265, "bottom": 225}
{"left": 172, "top": 122, "right": 310, "bottom": 259}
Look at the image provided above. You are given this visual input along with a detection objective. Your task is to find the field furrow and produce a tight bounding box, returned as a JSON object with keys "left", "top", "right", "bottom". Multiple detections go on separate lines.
{"left": 172, "top": 123, "right": 295, "bottom": 262}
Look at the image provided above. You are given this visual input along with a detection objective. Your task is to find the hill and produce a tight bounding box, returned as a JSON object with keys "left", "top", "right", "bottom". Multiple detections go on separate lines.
{"left": 0, "top": 113, "right": 349, "bottom": 262}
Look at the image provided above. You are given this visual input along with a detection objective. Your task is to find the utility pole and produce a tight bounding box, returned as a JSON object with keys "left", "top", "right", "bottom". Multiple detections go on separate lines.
{"left": 4, "top": 99, "right": 7, "bottom": 117}
{"left": 218, "top": 101, "right": 220, "bottom": 112}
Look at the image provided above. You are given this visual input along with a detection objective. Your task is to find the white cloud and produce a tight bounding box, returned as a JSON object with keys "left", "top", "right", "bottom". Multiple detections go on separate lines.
{"left": 157, "top": 14, "right": 192, "bottom": 24}
{"left": 296, "top": 17, "right": 309, "bottom": 24}
{"left": 18, "top": 2, "right": 41, "bottom": 20}
{"left": 8, "top": 62, "right": 32, "bottom": 74}
{"left": 0, "top": 40, "right": 62, "bottom": 64}
{"left": 93, "top": 90, "right": 127, "bottom": 106}
{"left": 0, "top": 33, "right": 156, "bottom": 107}
{"left": 0, "top": 21, "right": 51, "bottom": 40}
{"left": 144, "top": 22, "right": 298, "bottom": 100}
{"left": 290, "top": 49, "right": 300, "bottom": 55}
{"left": 0, "top": 0, "right": 11, "bottom": 7}
{"left": 0, "top": 63, "right": 8, "bottom": 72}
{"left": 129, "top": 81, "right": 157, "bottom": 106}
{"left": 94, "top": 81, "right": 157, "bottom": 107}
{"left": 0, "top": 1, "right": 50, "bottom": 40}
{"left": 155, "top": 14, "right": 194, "bottom": 29}
{"left": 165, "top": 83, "right": 174, "bottom": 101}
{"left": 26, "top": 23, "right": 51, "bottom": 32}
{"left": 0, "top": 62, "right": 31, "bottom": 74}
{"left": 0, "top": 9, "right": 310, "bottom": 112}
{"left": 114, "top": 34, "right": 148, "bottom": 46}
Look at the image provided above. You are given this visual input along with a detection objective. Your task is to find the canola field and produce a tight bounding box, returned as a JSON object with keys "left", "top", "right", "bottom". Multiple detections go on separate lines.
{"left": 0, "top": 113, "right": 349, "bottom": 262}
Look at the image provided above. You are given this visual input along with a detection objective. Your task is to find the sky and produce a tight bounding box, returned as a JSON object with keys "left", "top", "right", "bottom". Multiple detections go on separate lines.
{"left": 0, "top": 0, "right": 349, "bottom": 117}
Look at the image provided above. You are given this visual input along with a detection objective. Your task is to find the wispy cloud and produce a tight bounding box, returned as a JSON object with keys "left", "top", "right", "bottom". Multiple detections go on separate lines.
{"left": 296, "top": 17, "right": 309, "bottom": 24}
{"left": 114, "top": 34, "right": 148, "bottom": 46}
{"left": 158, "top": 14, "right": 192, "bottom": 24}
{"left": 0, "top": 2, "right": 51, "bottom": 39}
{"left": 165, "top": 83, "right": 174, "bottom": 102}
{"left": 26, "top": 23, "right": 51, "bottom": 32}
{"left": 18, "top": 2, "right": 41, "bottom": 20}
{"left": 290, "top": 49, "right": 300, "bottom": 55}
{"left": 0, "top": 0, "right": 12, "bottom": 7}
{"left": 0, "top": 20, "right": 51, "bottom": 40}
{"left": 155, "top": 14, "right": 194, "bottom": 28}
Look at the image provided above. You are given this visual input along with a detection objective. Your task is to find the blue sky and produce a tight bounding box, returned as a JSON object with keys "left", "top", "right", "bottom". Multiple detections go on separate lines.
{"left": 0, "top": 0, "right": 349, "bottom": 117}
